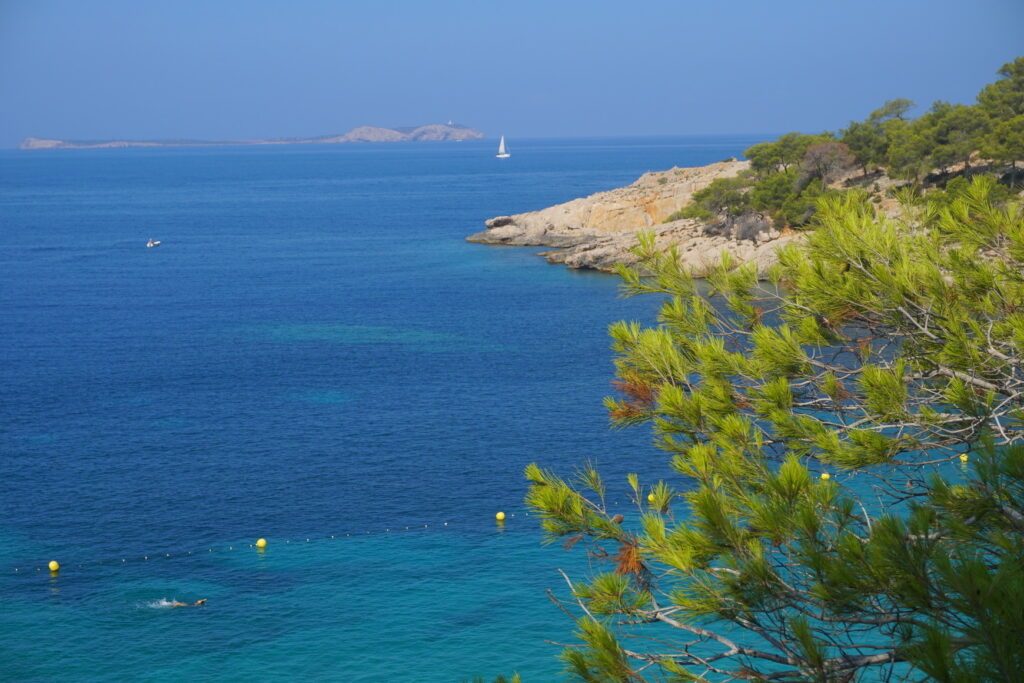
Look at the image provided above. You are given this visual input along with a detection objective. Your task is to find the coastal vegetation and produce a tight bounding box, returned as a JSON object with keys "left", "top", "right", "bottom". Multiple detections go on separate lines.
{"left": 526, "top": 59, "right": 1024, "bottom": 681}
{"left": 668, "top": 57, "right": 1024, "bottom": 233}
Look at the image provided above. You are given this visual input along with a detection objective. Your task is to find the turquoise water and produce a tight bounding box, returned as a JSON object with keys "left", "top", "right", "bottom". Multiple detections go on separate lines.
{"left": 0, "top": 136, "right": 761, "bottom": 680}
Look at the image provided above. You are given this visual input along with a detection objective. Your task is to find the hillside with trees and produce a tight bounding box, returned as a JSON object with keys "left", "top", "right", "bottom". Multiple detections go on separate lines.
{"left": 525, "top": 58, "right": 1024, "bottom": 682}
{"left": 670, "top": 57, "right": 1024, "bottom": 235}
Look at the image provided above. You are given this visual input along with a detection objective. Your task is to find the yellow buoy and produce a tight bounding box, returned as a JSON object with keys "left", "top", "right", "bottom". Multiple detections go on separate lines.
{"left": 959, "top": 453, "right": 969, "bottom": 463}
{"left": 495, "top": 511, "right": 506, "bottom": 522}
{"left": 48, "top": 560, "right": 60, "bottom": 573}
{"left": 820, "top": 472, "right": 831, "bottom": 480}
{"left": 256, "top": 538, "right": 267, "bottom": 549}
{"left": 647, "top": 493, "right": 656, "bottom": 503}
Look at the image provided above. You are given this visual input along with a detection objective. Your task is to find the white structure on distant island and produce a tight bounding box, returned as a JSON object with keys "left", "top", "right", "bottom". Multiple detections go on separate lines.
{"left": 496, "top": 136, "right": 510, "bottom": 158}
{"left": 447, "top": 120, "right": 454, "bottom": 126}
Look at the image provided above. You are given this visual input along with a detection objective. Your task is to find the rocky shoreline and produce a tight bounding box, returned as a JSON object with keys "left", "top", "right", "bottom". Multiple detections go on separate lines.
{"left": 467, "top": 159, "right": 801, "bottom": 276}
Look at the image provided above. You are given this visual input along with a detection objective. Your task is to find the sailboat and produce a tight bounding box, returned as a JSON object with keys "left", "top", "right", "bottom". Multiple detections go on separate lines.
{"left": 496, "top": 136, "right": 511, "bottom": 159}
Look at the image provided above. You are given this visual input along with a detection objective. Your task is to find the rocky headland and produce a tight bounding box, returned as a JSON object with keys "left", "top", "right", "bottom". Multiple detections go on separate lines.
{"left": 466, "top": 159, "right": 801, "bottom": 276}
{"left": 19, "top": 123, "right": 484, "bottom": 150}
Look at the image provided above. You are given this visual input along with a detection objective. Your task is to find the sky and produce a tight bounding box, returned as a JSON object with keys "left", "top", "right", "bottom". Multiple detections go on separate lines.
{"left": 0, "top": 0, "right": 1022, "bottom": 148}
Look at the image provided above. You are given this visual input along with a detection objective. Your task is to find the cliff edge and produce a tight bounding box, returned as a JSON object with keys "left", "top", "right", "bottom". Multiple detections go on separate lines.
{"left": 467, "top": 160, "right": 800, "bottom": 276}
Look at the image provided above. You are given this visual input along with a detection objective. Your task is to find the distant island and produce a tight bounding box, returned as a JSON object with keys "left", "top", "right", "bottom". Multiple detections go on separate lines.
{"left": 18, "top": 122, "right": 484, "bottom": 150}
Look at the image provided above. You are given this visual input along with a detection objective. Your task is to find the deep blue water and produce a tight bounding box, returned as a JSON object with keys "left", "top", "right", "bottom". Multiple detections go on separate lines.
{"left": 0, "top": 135, "right": 762, "bottom": 681}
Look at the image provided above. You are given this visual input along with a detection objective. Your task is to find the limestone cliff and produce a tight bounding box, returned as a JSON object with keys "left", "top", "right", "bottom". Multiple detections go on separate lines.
{"left": 466, "top": 160, "right": 801, "bottom": 277}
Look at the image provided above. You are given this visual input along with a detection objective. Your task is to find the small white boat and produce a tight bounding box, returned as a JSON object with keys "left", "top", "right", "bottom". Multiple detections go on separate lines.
{"left": 146, "top": 238, "right": 161, "bottom": 248}
{"left": 496, "top": 136, "right": 511, "bottom": 158}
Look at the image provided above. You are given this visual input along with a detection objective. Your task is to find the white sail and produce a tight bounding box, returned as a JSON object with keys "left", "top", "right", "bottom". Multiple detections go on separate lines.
{"left": 496, "top": 136, "right": 510, "bottom": 158}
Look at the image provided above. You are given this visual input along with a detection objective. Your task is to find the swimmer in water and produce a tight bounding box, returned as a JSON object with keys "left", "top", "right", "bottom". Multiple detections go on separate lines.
{"left": 170, "top": 599, "right": 207, "bottom": 607}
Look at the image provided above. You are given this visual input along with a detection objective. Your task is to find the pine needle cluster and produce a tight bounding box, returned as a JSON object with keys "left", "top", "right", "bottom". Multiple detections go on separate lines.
{"left": 526, "top": 178, "right": 1024, "bottom": 681}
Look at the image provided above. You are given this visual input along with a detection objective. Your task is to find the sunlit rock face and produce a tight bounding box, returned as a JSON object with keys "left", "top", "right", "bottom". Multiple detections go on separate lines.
{"left": 468, "top": 159, "right": 802, "bottom": 277}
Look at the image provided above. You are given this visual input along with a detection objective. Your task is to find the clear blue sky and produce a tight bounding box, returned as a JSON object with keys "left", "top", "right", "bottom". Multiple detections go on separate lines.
{"left": 1, "top": 0, "right": 1021, "bottom": 148}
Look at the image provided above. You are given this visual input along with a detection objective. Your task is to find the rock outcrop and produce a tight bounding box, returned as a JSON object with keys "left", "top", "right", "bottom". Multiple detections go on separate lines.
{"left": 538, "top": 218, "right": 800, "bottom": 275}
{"left": 467, "top": 160, "right": 802, "bottom": 277}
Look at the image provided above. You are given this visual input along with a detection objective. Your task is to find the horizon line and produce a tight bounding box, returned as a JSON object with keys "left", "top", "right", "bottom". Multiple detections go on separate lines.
{"left": 6, "top": 131, "right": 782, "bottom": 151}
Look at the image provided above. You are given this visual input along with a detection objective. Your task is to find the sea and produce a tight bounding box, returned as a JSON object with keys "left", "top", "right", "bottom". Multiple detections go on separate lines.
{"left": 0, "top": 135, "right": 763, "bottom": 681}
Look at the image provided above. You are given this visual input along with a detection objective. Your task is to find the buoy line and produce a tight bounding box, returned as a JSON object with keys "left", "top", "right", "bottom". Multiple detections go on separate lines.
{"left": 9, "top": 489, "right": 772, "bottom": 577}
{"left": 8, "top": 509, "right": 532, "bottom": 577}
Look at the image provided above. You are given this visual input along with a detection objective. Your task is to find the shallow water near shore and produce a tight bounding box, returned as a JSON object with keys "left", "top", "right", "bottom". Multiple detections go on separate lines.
{"left": 0, "top": 136, "right": 761, "bottom": 681}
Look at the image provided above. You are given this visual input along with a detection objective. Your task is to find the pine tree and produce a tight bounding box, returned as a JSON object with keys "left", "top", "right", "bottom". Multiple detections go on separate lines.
{"left": 526, "top": 178, "right": 1024, "bottom": 682}
{"left": 981, "top": 114, "right": 1024, "bottom": 186}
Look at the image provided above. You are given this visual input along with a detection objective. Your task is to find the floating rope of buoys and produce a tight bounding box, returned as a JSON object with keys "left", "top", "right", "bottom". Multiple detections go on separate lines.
{"left": 7, "top": 508, "right": 535, "bottom": 577}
